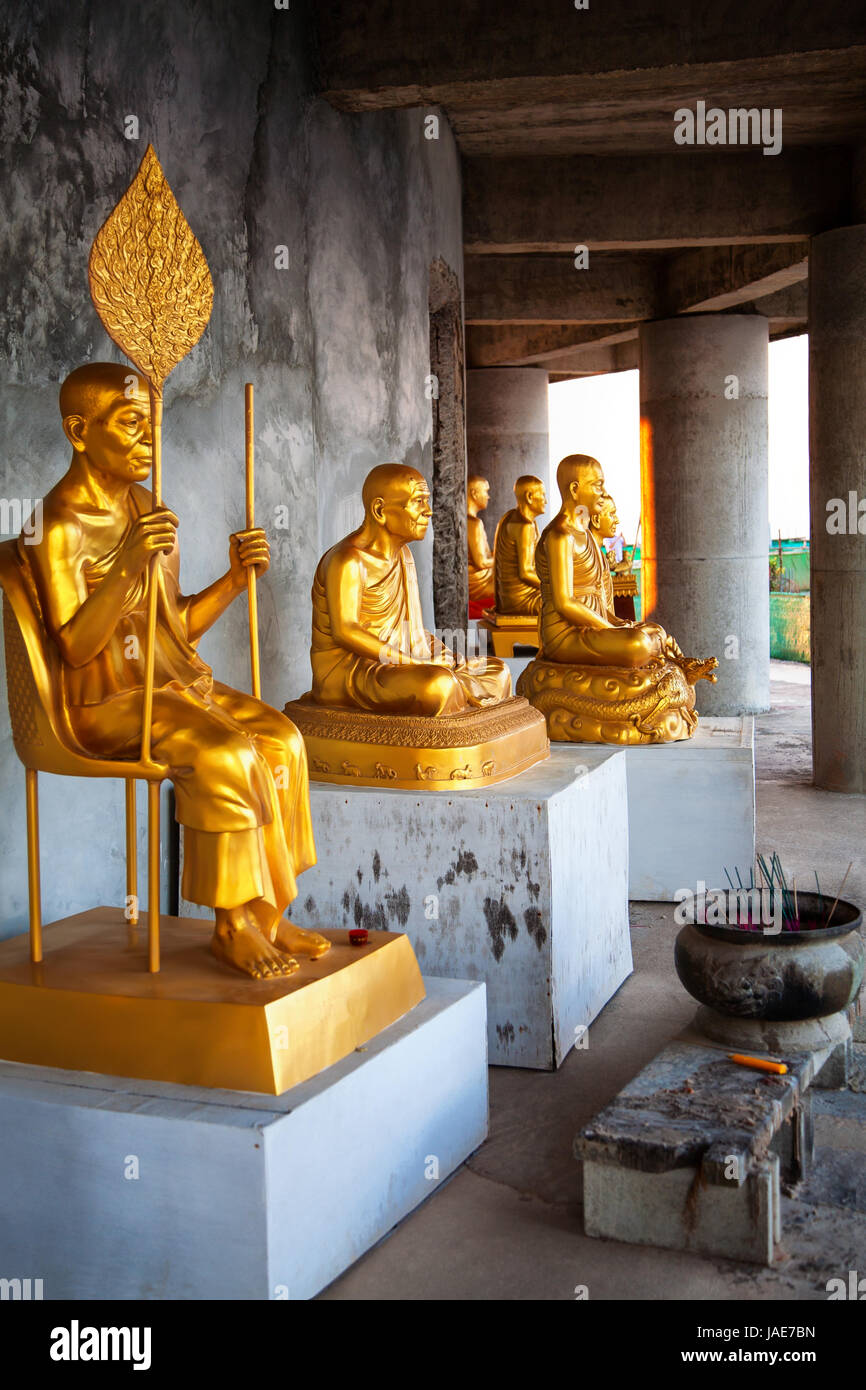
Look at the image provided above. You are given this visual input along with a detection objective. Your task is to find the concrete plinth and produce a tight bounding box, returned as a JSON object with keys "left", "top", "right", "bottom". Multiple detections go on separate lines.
{"left": 809, "top": 225, "right": 866, "bottom": 792}
{"left": 570, "top": 717, "right": 755, "bottom": 901}
{"left": 639, "top": 315, "right": 770, "bottom": 716}
{"left": 466, "top": 367, "right": 551, "bottom": 533}
{"left": 291, "top": 747, "right": 632, "bottom": 1069}
{"left": 0, "top": 978, "right": 487, "bottom": 1300}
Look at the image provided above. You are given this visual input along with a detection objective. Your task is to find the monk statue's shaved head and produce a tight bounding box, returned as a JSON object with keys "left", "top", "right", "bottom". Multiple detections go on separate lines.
{"left": 515, "top": 475, "right": 544, "bottom": 504}
{"left": 361, "top": 463, "right": 427, "bottom": 515}
{"left": 556, "top": 454, "right": 601, "bottom": 499}
{"left": 59, "top": 362, "right": 146, "bottom": 423}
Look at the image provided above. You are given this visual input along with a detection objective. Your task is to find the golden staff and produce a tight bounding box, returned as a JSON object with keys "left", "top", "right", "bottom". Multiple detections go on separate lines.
{"left": 629, "top": 515, "right": 642, "bottom": 570}
{"left": 88, "top": 145, "right": 214, "bottom": 971}
{"left": 245, "top": 383, "right": 261, "bottom": 699}
{"left": 141, "top": 383, "right": 162, "bottom": 760}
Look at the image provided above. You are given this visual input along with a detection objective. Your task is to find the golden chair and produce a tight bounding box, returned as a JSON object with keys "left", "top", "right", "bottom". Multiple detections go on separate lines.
{"left": 0, "top": 538, "right": 168, "bottom": 972}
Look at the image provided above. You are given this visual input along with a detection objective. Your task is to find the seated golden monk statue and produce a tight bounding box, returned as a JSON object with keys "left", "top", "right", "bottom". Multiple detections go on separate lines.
{"left": 311, "top": 464, "right": 510, "bottom": 715}
{"left": 466, "top": 475, "right": 496, "bottom": 610}
{"left": 591, "top": 489, "right": 626, "bottom": 600}
{"left": 493, "top": 474, "right": 547, "bottom": 617}
{"left": 286, "top": 464, "right": 548, "bottom": 788}
{"left": 517, "top": 454, "right": 717, "bottom": 744}
{"left": 26, "top": 362, "right": 330, "bottom": 979}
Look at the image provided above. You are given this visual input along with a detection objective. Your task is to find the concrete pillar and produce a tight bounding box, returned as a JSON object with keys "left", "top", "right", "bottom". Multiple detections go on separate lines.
{"left": 809, "top": 226, "right": 866, "bottom": 793}
{"left": 466, "top": 368, "right": 551, "bottom": 533}
{"left": 639, "top": 315, "right": 770, "bottom": 716}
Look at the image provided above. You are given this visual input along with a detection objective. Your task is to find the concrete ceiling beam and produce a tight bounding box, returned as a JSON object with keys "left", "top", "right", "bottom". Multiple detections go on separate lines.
{"left": 467, "top": 323, "right": 638, "bottom": 368}
{"left": 465, "top": 242, "right": 811, "bottom": 324}
{"left": 463, "top": 150, "right": 850, "bottom": 252}
{"left": 750, "top": 282, "right": 809, "bottom": 318}
{"left": 315, "top": 3, "right": 866, "bottom": 110}
{"left": 546, "top": 341, "right": 641, "bottom": 377}
{"left": 662, "top": 241, "right": 810, "bottom": 314}
{"left": 464, "top": 254, "right": 658, "bottom": 324}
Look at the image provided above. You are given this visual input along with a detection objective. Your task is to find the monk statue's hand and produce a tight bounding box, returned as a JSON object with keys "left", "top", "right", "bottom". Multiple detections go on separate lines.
{"left": 428, "top": 633, "right": 458, "bottom": 668}
{"left": 379, "top": 643, "right": 418, "bottom": 667}
{"left": 633, "top": 621, "right": 670, "bottom": 660}
{"left": 115, "top": 507, "right": 179, "bottom": 578}
{"left": 229, "top": 528, "right": 270, "bottom": 588}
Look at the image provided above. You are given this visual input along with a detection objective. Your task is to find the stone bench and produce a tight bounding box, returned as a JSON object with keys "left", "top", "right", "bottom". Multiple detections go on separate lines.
{"left": 575, "top": 1037, "right": 840, "bottom": 1265}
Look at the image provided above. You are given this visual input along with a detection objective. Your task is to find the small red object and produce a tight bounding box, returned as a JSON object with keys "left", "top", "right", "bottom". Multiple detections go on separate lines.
{"left": 349, "top": 928, "right": 368, "bottom": 946}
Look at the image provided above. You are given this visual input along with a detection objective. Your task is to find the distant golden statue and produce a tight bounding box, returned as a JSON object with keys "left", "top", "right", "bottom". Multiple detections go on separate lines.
{"left": 494, "top": 474, "right": 546, "bottom": 617}
{"left": 517, "top": 455, "right": 717, "bottom": 743}
{"left": 23, "top": 364, "right": 329, "bottom": 979}
{"left": 466, "top": 475, "right": 496, "bottom": 609}
{"left": 286, "top": 464, "right": 548, "bottom": 788}
{"left": 590, "top": 489, "right": 638, "bottom": 618}
{"left": 477, "top": 475, "right": 546, "bottom": 656}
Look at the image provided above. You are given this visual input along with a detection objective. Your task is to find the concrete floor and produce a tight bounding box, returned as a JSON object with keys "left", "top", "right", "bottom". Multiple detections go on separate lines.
{"left": 321, "top": 662, "right": 866, "bottom": 1300}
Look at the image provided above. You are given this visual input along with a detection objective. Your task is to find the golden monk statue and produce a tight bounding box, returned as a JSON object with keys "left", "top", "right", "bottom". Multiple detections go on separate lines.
{"left": 493, "top": 475, "right": 546, "bottom": 616}
{"left": 593, "top": 494, "right": 632, "bottom": 575}
{"left": 286, "top": 464, "right": 548, "bottom": 789}
{"left": 466, "top": 475, "right": 496, "bottom": 610}
{"left": 591, "top": 489, "right": 637, "bottom": 616}
{"left": 26, "top": 362, "right": 330, "bottom": 979}
{"left": 311, "top": 464, "right": 510, "bottom": 715}
{"left": 517, "top": 455, "right": 717, "bottom": 743}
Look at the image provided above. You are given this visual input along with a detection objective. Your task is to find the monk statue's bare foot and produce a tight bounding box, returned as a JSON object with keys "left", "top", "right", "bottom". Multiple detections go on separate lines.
{"left": 680, "top": 656, "right": 719, "bottom": 686}
{"left": 272, "top": 918, "right": 332, "bottom": 959}
{"left": 212, "top": 907, "right": 301, "bottom": 980}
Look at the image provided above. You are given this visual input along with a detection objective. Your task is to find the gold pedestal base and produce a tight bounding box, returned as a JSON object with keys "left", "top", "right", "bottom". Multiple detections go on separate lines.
{"left": 611, "top": 573, "right": 638, "bottom": 598}
{"left": 285, "top": 694, "right": 549, "bottom": 789}
{"left": 517, "top": 656, "right": 699, "bottom": 745}
{"left": 0, "top": 909, "right": 426, "bottom": 1094}
{"left": 478, "top": 612, "right": 540, "bottom": 657}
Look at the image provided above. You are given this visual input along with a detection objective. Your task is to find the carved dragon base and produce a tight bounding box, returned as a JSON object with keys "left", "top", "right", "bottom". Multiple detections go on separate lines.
{"left": 516, "top": 655, "right": 718, "bottom": 745}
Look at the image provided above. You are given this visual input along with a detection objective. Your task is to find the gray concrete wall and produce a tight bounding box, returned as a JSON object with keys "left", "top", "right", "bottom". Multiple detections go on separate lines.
{"left": 305, "top": 102, "right": 464, "bottom": 652}
{"left": 0, "top": 1, "right": 463, "bottom": 937}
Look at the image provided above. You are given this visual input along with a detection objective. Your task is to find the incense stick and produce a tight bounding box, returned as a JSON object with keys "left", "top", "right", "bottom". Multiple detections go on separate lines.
{"left": 825, "top": 861, "right": 853, "bottom": 928}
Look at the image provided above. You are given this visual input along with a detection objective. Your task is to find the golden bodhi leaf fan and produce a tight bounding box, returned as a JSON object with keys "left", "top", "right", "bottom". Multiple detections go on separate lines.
{"left": 88, "top": 143, "right": 213, "bottom": 389}
{"left": 87, "top": 143, "right": 214, "bottom": 761}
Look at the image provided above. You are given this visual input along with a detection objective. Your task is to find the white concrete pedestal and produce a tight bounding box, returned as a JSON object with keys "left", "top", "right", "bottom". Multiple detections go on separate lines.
{"left": 292, "top": 748, "right": 632, "bottom": 1068}
{"left": 569, "top": 718, "right": 755, "bottom": 901}
{"left": 0, "top": 978, "right": 487, "bottom": 1300}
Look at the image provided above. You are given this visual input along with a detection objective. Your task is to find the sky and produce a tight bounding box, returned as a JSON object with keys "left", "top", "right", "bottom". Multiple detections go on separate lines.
{"left": 547, "top": 333, "right": 810, "bottom": 546}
